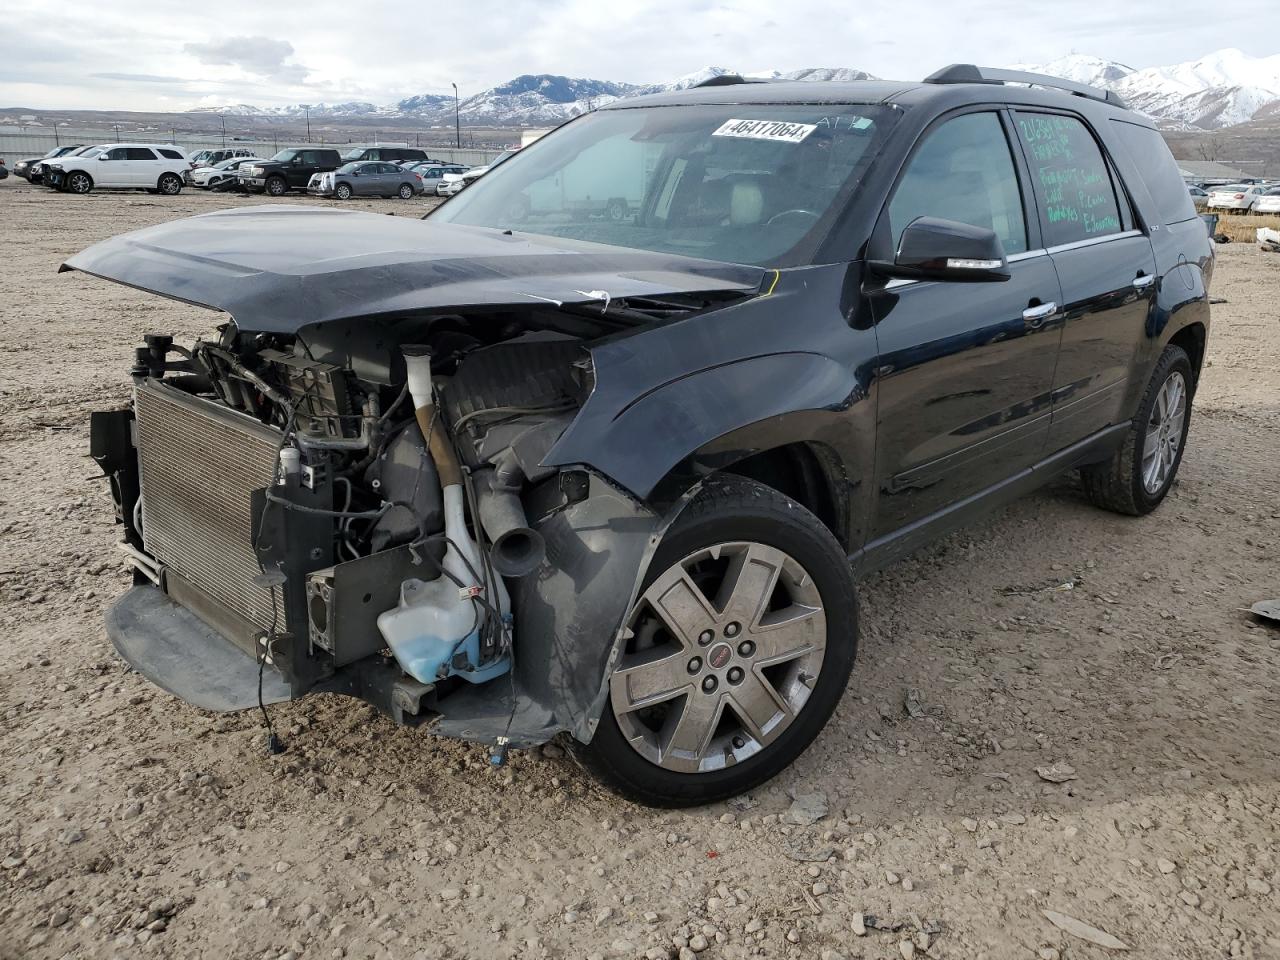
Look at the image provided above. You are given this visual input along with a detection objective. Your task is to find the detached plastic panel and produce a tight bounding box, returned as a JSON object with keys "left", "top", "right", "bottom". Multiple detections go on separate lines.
{"left": 106, "top": 584, "right": 291, "bottom": 712}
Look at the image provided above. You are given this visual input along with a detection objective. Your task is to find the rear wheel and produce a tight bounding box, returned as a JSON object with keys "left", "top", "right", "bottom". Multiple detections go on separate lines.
{"left": 157, "top": 173, "right": 182, "bottom": 195}
{"left": 398, "top": 183, "right": 414, "bottom": 199}
{"left": 66, "top": 171, "right": 93, "bottom": 194}
{"left": 576, "top": 476, "right": 857, "bottom": 807}
{"left": 1081, "top": 344, "right": 1193, "bottom": 515}
{"left": 335, "top": 182, "right": 352, "bottom": 200}
{"left": 266, "top": 176, "right": 288, "bottom": 197}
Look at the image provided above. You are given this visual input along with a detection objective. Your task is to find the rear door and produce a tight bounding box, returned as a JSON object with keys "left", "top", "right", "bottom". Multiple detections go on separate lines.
{"left": 1010, "top": 111, "right": 1158, "bottom": 451}
{"left": 868, "top": 109, "right": 1064, "bottom": 538}
{"left": 125, "top": 146, "right": 160, "bottom": 186}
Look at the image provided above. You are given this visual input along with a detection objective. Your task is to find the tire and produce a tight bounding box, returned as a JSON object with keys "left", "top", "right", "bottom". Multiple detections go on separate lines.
{"left": 157, "top": 173, "right": 182, "bottom": 195}
{"left": 266, "top": 176, "right": 289, "bottom": 197}
{"left": 1081, "top": 344, "right": 1194, "bottom": 515}
{"left": 66, "top": 171, "right": 93, "bottom": 194}
{"left": 335, "top": 183, "right": 352, "bottom": 200}
{"left": 606, "top": 198, "right": 627, "bottom": 221}
{"left": 398, "top": 183, "right": 414, "bottom": 199}
{"left": 575, "top": 475, "right": 857, "bottom": 807}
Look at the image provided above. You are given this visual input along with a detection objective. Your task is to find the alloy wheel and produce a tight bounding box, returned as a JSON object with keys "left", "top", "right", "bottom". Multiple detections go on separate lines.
{"left": 610, "top": 541, "right": 827, "bottom": 774}
{"left": 1142, "top": 370, "right": 1187, "bottom": 494}
{"left": 69, "top": 173, "right": 91, "bottom": 194}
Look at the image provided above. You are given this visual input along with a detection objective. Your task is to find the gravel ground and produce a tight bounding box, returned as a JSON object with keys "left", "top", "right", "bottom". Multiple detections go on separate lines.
{"left": 1, "top": 183, "right": 1278, "bottom": 960}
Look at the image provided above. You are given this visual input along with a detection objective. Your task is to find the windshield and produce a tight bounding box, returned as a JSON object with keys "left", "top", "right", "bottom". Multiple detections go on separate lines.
{"left": 337, "top": 162, "right": 365, "bottom": 173}
{"left": 213, "top": 158, "right": 238, "bottom": 170}
{"left": 270, "top": 150, "right": 299, "bottom": 162}
{"left": 432, "top": 104, "right": 898, "bottom": 266}
{"left": 79, "top": 147, "right": 103, "bottom": 159}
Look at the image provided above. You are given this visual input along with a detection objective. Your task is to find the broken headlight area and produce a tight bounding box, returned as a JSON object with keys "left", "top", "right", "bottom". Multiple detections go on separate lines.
{"left": 91, "top": 307, "right": 660, "bottom": 739}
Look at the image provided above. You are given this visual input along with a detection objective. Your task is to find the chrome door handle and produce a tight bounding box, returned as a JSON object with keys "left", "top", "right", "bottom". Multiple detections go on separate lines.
{"left": 1133, "top": 274, "right": 1156, "bottom": 290}
{"left": 1022, "top": 302, "right": 1057, "bottom": 328}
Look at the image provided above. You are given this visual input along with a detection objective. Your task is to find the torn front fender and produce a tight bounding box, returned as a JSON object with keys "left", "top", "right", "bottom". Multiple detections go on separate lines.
{"left": 427, "top": 473, "right": 694, "bottom": 747}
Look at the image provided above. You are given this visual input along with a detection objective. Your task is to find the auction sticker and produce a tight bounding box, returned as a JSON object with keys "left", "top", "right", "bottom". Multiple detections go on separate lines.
{"left": 712, "top": 119, "right": 816, "bottom": 143}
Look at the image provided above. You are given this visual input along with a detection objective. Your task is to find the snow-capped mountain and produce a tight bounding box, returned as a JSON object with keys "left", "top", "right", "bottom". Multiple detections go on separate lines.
{"left": 187, "top": 50, "right": 1280, "bottom": 131}
{"left": 1013, "top": 49, "right": 1280, "bottom": 129}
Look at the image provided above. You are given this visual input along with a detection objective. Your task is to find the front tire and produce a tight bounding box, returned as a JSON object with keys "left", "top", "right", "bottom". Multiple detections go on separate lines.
{"left": 265, "top": 176, "right": 289, "bottom": 197}
{"left": 66, "top": 171, "right": 93, "bottom": 194}
{"left": 335, "top": 183, "right": 352, "bottom": 200}
{"left": 1081, "top": 344, "right": 1194, "bottom": 515}
{"left": 157, "top": 173, "right": 182, "bottom": 195}
{"left": 576, "top": 476, "right": 857, "bottom": 807}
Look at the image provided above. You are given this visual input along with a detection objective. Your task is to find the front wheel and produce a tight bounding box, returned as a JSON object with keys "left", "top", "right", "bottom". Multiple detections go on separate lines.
{"left": 575, "top": 476, "right": 857, "bottom": 807}
{"left": 335, "top": 183, "right": 352, "bottom": 200}
{"left": 265, "top": 176, "right": 289, "bottom": 197}
{"left": 1081, "top": 344, "right": 1193, "bottom": 515}
{"left": 157, "top": 173, "right": 182, "bottom": 195}
{"left": 66, "top": 172, "right": 93, "bottom": 194}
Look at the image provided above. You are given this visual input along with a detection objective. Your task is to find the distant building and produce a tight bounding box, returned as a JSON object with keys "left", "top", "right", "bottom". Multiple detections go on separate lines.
{"left": 1176, "top": 160, "right": 1253, "bottom": 183}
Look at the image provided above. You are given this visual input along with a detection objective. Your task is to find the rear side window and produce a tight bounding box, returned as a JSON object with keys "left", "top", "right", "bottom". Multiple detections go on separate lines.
{"left": 1108, "top": 121, "right": 1196, "bottom": 225}
{"left": 157, "top": 148, "right": 183, "bottom": 160}
{"left": 1014, "top": 112, "right": 1123, "bottom": 246}
{"left": 888, "top": 111, "right": 1028, "bottom": 255}
{"left": 125, "top": 147, "right": 156, "bottom": 160}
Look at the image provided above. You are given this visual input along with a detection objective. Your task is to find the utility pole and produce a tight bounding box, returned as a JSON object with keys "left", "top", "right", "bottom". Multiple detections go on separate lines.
{"left": 304, "top": 106, "right": 311, "bottom": 143}
{"left": 219, "top": 115, "right": 226, "bottom": 148}
{"left": 54, "top": 123, "right": 60, "bottom": 146}
{"left": 114, "top": 124, "right": 120, "bottom": 142}
{"left": 452, "top": 82, "right": 460, "bottom": 148}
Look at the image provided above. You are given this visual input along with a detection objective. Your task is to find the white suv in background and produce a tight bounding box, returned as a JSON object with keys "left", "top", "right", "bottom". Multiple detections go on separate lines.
{"left": 44, "top": 144, "right": 193, "bottom": 195}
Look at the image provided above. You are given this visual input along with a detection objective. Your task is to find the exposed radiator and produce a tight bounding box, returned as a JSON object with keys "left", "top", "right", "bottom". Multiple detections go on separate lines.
{"left": 134, "top": 380, "right": 281, "bottom": 634}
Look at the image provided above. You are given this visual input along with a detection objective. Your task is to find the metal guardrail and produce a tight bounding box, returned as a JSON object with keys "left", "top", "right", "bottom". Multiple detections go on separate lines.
{"left": 0, "top": 132, "right": 499, "bottom": 168}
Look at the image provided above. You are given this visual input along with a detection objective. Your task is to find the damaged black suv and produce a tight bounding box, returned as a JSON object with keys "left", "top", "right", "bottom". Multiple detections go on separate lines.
{"left": 76, "top": 65, "right": 1210, "bottom": 806}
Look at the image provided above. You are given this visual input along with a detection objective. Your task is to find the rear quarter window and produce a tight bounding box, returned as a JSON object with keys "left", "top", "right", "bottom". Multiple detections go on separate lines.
{"left": 158, "top": 149, "right": 183, "bottom": 160}
{"left": 1108, "top": 120, "right": 1197, "bottom": 226}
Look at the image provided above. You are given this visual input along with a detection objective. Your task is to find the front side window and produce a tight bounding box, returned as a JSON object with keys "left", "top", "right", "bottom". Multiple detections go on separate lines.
{"left": 104, "top": 148, "right": 128, "bottom": 161}
{"left": 887, "top": 112, "right": 1027, "bottom": 255}
{"left": 433, "top": 104, "right": 899, "bottom": 266}
{"left": 1014, "top": 112, "right": 1123, "bottom": 246}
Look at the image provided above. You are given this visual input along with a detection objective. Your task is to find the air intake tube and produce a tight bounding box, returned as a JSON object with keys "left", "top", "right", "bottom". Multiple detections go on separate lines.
{"left": 474, "top": 451, "right": 546, "bottom": 578}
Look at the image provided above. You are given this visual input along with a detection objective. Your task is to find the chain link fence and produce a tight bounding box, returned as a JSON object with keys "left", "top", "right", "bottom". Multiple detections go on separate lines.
{"left": 0, "top": 130, "right": 499, "bottom": 168}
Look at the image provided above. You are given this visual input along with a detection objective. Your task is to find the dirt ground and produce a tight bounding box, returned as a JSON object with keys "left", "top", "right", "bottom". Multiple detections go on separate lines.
{"left": 1, "top": 181, "right": 1278, "bottom": 960}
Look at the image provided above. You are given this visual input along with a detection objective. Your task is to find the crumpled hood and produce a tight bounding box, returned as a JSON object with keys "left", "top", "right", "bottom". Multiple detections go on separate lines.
{"left": 60, "top": 205, "right": 766, "bottom": 332}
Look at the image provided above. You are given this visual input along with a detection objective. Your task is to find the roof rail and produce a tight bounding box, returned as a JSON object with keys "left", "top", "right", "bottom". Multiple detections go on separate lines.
{"left": 924, "top": 64, "right": 1128, "bottom": 109}
{"left": 693, "top": 74, "right": 775, "bottom": 88}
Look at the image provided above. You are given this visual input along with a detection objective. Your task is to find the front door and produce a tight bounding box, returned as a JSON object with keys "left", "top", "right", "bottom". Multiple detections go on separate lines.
{"left": 1009, "top": 111, "right": 1158, "bottom": 450}
{"left": 868, "top": 110, "right": 1064, "bottom": 540}
{"left": 96, "top": 147, "right": 131, "bottom": 187}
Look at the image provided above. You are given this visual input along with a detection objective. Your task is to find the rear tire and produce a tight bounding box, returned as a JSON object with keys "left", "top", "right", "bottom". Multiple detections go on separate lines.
{"left": 266, "top": 176, "right": 288, "bottom": 197}
{"left": 1081, "top": 344, "right": 1193, "bottom": 515}
{"left": 157, "top": 173, "right": 182, "bottom": 195}
{"left": 398, "top": 183, "right": 414, "bottom": 199}
{"left": 575, "top": 475, "right": 857, "bottom": 808}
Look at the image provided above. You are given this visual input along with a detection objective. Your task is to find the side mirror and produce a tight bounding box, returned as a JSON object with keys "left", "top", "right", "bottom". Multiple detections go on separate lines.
{"left": 98, "top": 155, "right": 109, "bottom": 160}
{"left": 870, "top": 216, "right": 1010, "bottom": 283}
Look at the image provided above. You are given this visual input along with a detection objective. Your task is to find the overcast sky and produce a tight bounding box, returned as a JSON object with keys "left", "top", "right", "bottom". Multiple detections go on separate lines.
{"left": 2, "top": 0, "right": 1277, "bottom": 111}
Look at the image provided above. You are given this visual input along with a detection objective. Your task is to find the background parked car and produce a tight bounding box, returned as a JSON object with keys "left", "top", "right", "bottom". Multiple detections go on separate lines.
{"left": 340, "top": 146, "right": 430, "bottom": 164}
{"left": 14, "top": 145, "right": 84, "bottom": 182}
{"left": 438, "top": 172, "right": 466, "bottom": 197}
{"left": 455, "top": 148, "right": 518, "bottom": 191}
{"left": 1188, "top": 184, "right": 1210, "bottom": 210}
{"left": 406, "top": 161, "right": 468, "bottom": 194}
{"left": 190, "top": 147, "right": 258, "bottom": 169}
{"left": 308, "top": 161, "right": 424, "bottom": 199}
{"left": 191, "top": 156, "right": 263, "bottom": 189}
{"left": 1254, "top": 187, "right": 1280, "bottom": 215}
{"left": 239, "top": 148, "right": 343, "bottom": 196}
{"left": 26, "top": 145, "right": 92, "bottom": 184}
{"left": 1207, "top": 184, "right": 1267, "bottom": 211}
{"left": 44, "top": 144, "right": 192, "bottom": 195}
